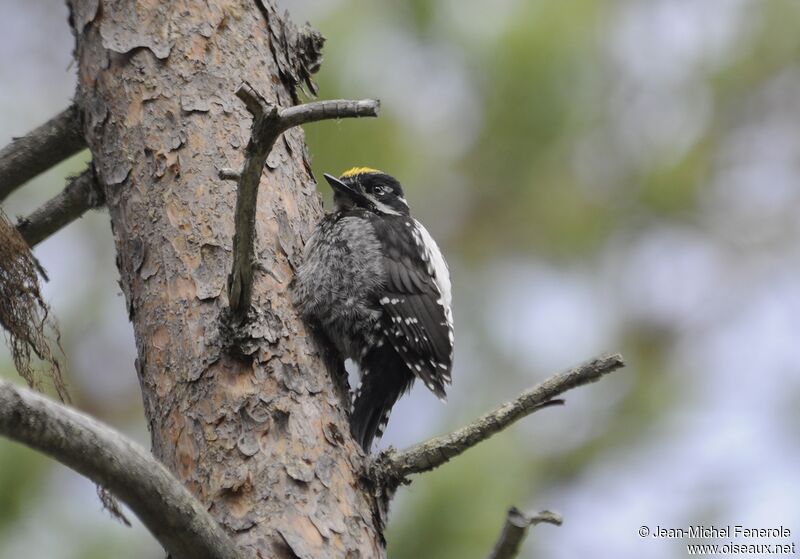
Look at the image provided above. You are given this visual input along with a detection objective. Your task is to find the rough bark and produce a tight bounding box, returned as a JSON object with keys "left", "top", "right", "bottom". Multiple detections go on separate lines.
{"left": 68, "top": 1, "right": 384, "bottom": 557}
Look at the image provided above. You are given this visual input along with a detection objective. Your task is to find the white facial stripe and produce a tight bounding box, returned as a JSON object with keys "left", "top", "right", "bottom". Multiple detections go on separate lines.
{"left": 366, "top": 194, "right": 402, "bottom": 215}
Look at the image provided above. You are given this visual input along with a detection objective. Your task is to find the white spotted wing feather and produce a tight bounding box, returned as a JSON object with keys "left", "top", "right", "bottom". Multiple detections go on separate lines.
{"left": 371, "top": 215, "right": 454, "bottom": 398}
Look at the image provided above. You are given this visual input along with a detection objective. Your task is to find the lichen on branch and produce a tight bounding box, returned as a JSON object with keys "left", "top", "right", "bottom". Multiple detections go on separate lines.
{"left": 0, "top": 209, "right": 68, "bottom": 402}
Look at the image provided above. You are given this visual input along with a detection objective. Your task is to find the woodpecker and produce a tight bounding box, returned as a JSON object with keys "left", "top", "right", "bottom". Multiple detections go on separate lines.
{"left": 293, "top": 167, "right": 454, "bottom": 451}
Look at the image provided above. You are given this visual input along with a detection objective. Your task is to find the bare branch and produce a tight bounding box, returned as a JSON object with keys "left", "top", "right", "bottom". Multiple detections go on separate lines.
{"left": 226, "top": 82, "right": 380, "bottom": 317}
{"left": 487, "top": 507, "right": 563, "bottom": 559}
{"left": 0, "top": 105, "right": 86, "bottom": 202}
{"left": 16, "top": 167, "right": 105, "bottom": 247}
{"left": 218, "top": 167, "right": 241, "bottom": 181}
{"left": 371, "top": 353, "right": 625, "bottom": 485}
{"left": 0, "top": 379, "right": 240, "bottom": 559}
{"left": 279, "top": 98, "right": 382, "bottom": 129}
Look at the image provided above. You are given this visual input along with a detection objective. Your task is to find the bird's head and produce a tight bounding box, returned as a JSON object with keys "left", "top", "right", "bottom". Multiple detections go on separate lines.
{"left": 324, "top": 167, "right": 410, "bottom": 216}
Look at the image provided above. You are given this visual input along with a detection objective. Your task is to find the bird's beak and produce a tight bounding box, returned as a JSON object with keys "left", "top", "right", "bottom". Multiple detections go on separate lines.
{"left": 323, "top": 173, "right": 369, "bottom": 205}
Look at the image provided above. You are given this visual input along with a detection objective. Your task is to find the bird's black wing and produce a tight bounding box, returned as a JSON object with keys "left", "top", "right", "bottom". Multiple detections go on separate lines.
{"left": 369, "top": 215, "right": 453, "bottom": 398}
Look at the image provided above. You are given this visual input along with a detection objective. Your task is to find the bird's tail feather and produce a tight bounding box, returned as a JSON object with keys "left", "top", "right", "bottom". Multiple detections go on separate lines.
{"left": 350, "top": 347, "right": 414, "bottom": 451}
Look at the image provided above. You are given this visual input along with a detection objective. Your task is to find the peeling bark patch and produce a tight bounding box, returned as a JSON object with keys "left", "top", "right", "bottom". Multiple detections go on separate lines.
{"left": 310, "top": 494, "right": 347, "bottom": 538}
{"left": 243, "top": 394, "right": 271, "bottom": 423}
{"left": 310, "top": 510, "right": 346, "bottom": 541}
{"left": 130, "top": 237, "right": 145, "bottom": 272}
{"left": 275, "top": 206, "right": 300, "bottom": 269}
{"left": 154, "top": 150, "right": 181, "bottom": 180}
{"left": 274, "top": 534, "right": 302, "bottom": 559}
{"left": 282, "top": 134, "right": 294, "bottom": 156}
{"left": 285, "top": 457, "right": 314, "bottom": 483}
{"left": 86, "top": 95, "right": 108, "bottom": 135}
{"left": 193, "top": 243, "right": 226, "bottom": 300}
{"left": 258, "top": 245, "right": 289, "bottom": 286}
{"left": 220, "top": 485, "right": 258, "bottom": 532}
{"left": 180, "top": 73, "right": 236, "bottom": 114}
{"left": 262, "top": 2, "right": 325, "bottom": 97}
{"left": 100, "top": 159, "right": 132, "bottom": 188}
{"left": 305, "top": 372, "right": 323, "bottom": 395}
{"left": 219, "top": 461, "right": 251, "bottom": 493}
{"left": 237, "top": 429, "right": 260, "bottom": 457}
{"left": 322, "top": 422, "right": 344, "bottom": 447}
{"left": 226, "top": 508, "right": 258, "bottom": 532}
{"left": 309, "top": 515, "right": 331, "bottom": 540}
{"left": 176, "top": 421, "right": 199, "bottom": 480}
{"left": 272, "top": 407, "right": 290, "bottom": 434}
{"left": 237, "top": 399, "right": 271, "bottom": 457}
{"left": 276, "top": 361, "right": 306, "bottom": 395}
{"left": 266, "top": 148, "right": 283, "bottom": 170}
{"left": 167, "top": 275, "right": 198, "bottom": 302}
{"left": 152, "top": 326, "right": 170, "bottom": 350}
{"left": 248, "top": 304, "right": 287, "bottom": 344}
{"left": 180, "top": 93, "right": 211, "bottom": 113}
{"left": 222, "top": 303, "right": 287, "bottom": 357}
{"left": 140, "top": 247, "right": 161, "bottom": 280}
{"left": 314, "top": 454, "right": 335, "bottom": 488}
{"left": 99, "top": 1, "right": 173, "bottom": 59}
{"left": 278, "top": 517, "right": 324, "bottom": 559}
{"left": 70, "top": 0, "right": 99, "bottom": 35}
{"left": 170, "top": 128, "right": 187, "bottom": 151}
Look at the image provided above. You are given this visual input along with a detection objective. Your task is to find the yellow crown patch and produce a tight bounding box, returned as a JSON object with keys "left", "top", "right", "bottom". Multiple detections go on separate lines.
{"left": 340, "top": 166, "right": 382, "bottom": 178}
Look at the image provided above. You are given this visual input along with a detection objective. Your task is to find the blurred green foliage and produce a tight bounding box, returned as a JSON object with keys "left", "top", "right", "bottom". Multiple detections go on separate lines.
{"left": 0, "top": 439, "right": 44, "bottom": 528}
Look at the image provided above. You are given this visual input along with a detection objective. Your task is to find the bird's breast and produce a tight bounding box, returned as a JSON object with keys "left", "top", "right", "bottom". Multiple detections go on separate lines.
{"left": 294, "top": 215, "right": 386, "bottom": 354}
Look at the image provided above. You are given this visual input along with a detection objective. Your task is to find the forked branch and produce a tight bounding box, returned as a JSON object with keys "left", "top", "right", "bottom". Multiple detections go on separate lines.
{"left": 371, "top": 353, "right": 625, "bottom": 486}
{"left": 224, "top": 82, "right": 379, "bottom": 317}
{"left": 0, "top": 105, "right": 86, "bottom": 201}
{"left": 487, "top": 507, "right": 563, "bottom": 559}
{"left": 0, "top": 379, "right": 240, "bottom": 559}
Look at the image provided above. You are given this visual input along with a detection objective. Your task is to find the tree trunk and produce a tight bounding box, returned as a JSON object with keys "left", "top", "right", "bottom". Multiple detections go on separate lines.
{"left": 68, "top": 1, "right": 384, "bottom": 556}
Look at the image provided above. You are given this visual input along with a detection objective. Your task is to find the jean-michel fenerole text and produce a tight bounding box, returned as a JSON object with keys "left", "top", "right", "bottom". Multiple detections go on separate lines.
{"left": 652, "top": 525, "right": 791, "bottom": 539}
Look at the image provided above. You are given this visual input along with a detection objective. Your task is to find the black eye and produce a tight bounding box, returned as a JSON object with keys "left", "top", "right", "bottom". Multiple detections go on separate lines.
{"left": 372, "top": 185, "right": 389, "bottom": 196}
